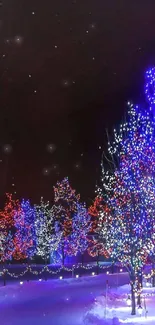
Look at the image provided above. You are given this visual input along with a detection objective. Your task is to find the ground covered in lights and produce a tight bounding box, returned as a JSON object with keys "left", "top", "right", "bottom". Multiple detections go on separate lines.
{"left": 0, "top": 273, "right": 155, "bottom": 325}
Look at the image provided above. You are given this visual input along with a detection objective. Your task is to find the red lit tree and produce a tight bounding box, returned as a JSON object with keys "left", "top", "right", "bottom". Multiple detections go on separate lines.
{"left": 88, "top": 197, "right": 109, "bottom": 261}
{"left": 52, "top": 177, "right": 80, "bottom": 265}
{"left": 0, "top": 193, "right": 20, "bottom": 263}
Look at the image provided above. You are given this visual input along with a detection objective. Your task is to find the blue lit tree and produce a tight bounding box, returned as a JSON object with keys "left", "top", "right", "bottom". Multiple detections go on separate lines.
{"left": 67, "top": 202, "right": 91, "bottom": 264}
{"left": 13, "top": 199, "right": 36, "bottom": 261}
{"left": 50, "top": 205, "right": 63, "bottom": 265}
{"left": 98, "top": 68, "right": 155, "bottom": 315}
{"left": 145, "top": 67, "right": 155, "bottom": 287}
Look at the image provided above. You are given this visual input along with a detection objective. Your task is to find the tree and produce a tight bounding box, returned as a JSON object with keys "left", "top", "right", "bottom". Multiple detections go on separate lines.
{"left": 149, "top": 248, "right": 155, "bottom": 287}
{"left": 98, "top": 69, "right": 155, "bottom": 315}
{"left": 52, "top": 177, "right": 80, "bottom": 265}
{"left": 67, "top": 202, "right": 91, "bottom": 264}
{"left": 88, "top": 197, "right": 109, "bottom": 261}
{"left": 35, "top": 198, "right": 53, "bottom": 263}
{"left": 0, "top": 193, "right": 20, "bottom": 263}
{"left": 13, "top": 199, "right": 36, "bottom": 261}
{"left": 145, "top": 67, "right": 155, "bottom": 287}
{"left": 50, "top": 205, "right": 64, "bottom": 265}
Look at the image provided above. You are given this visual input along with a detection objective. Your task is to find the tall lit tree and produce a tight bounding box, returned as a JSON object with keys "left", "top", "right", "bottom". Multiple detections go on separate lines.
{"left": 35, "top": 198, "right": 53, "bottom": 263}
{"left": 50, "top": 205, "right": 63, "bottom": 265}
{"left": 67, "top": 202, "right": 91, "bottom": 264}
{"left": 52, "top": 177, "right": 80, "bottom": 265}
{"left": 0, "top": 193, "right": 20, "bottom": 263}
{"left": 98, "top": 68, "right": 155, "bottom": 315}
{"left": 88, "top": 197, "right": 109, "bottom": 261}
{"left": 145, "top": 67, "right": 155, "bottom": 287}
{"left": 13, "top": 199, "right": 36, "bottom": 261}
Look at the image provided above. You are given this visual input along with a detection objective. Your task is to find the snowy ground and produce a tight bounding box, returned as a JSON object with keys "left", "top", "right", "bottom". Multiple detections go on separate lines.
{"left": 0, "top": 272, "right": 155, "bottom": 325}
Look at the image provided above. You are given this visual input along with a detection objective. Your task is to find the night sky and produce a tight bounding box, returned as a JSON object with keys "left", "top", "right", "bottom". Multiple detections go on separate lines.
{"left": 1, "top": 1, "right": 155, "bottom": 204}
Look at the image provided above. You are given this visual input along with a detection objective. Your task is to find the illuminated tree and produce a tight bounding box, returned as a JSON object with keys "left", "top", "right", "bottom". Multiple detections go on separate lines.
{"left": 67, "top": 202, "right": 91, "bottom": 264}
{"left": 88, "top": 197, "right": 109, "bottom": 261}
{"left": 13, "top": 199, "right": 36, "bottom": 261}
{"left": 52, "top": 177, "right": 80, "bottom": 265}
{"left": 145, "top": 67, "right": 155, "bottom": 287}
{"left": 98, "top": 68, "right": 155, "bottom": 315}
{"left": 50, "top": 205, "right": 63, "bottom": 265}
{"left": 149, "top": 247, "right": 155, "bottom": 287}
{"left": 0, "top": 193, "right": 20, "bottom": 263}
{"left": 35, "top": 197, "right": 53, "bottom": 262}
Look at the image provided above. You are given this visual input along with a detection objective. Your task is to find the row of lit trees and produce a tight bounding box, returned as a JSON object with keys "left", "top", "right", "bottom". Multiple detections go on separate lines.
{"left": 0, "top": 178, "right": 92, "bottom": 265}
{"left": 1, "top": 68, "right": 155, "bottom": 315}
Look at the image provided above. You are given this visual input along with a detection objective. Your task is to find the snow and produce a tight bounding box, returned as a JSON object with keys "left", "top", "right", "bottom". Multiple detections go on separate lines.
{"left": 0, "top": 272, "right": 155, "bottom": 325}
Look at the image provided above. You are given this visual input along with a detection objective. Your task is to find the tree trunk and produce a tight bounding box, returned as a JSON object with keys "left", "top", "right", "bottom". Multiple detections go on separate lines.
{"left": 81, "top": 253, "right": 84, "bottom": 267}
{"left": 130, "top": 269, "right": 136, "bottom": 315}
{"left": 96, "top": 252, "right": 99, "bottom": 275}
{"left": 27, "top": 259, "right": 30, "bottom": 282}
{"left": 3, "top": 265, "right": 6, "bottom": 286}
{"left": 62, "top": 247, "right": 65, "bottom": 266}
{"left": 27, "top": 265, "right": 30, "bottom": 282}
{"left": 152, "top": 263, "right": 155, "bottom": 287}
{"left": 45, "top": 257, "right": 47, "bottom": 281}
{"left": 137, "top": 292, "right": 141, "bottom": 307}
{"left": 111, "top": 263, "right": 114, "bottom": 274}
{"left": 137, "top": 268, "right": 142, "bottom": 306}
{"left": 131, "top": 281, "right": 136, "bottom": 315}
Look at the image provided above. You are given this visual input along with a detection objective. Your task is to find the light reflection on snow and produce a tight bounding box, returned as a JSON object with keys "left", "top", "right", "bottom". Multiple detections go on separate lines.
{"left": 121, "top": 316, "right": 155, "bottom": 323}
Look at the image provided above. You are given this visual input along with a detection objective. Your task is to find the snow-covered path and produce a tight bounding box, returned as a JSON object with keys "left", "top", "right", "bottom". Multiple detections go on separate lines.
{"left": 0, "top": 273, "right": 154, "bottom": 325}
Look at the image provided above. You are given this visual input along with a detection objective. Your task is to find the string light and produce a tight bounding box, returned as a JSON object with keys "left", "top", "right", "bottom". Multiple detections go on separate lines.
{"left": 1, "top": 263, "right": 114, "bottom": 279}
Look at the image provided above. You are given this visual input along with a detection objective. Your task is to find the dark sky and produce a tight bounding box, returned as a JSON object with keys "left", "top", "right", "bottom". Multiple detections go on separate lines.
{"left": 1, "top": 0, "right": 155, "bottom": 204}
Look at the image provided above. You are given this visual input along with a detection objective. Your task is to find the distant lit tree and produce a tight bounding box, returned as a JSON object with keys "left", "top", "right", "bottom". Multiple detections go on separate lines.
{"left": 35, "top": 197, "right": 53, "bottom": 263}
{"left": 67, "top": 202, "right": 91, "bottom": 264}
{"left": 13, "top": 199, "right": 36, "bottom": 261}
{"left": 0, "top": 194, "right": 20, "bottom": 263}
{"left": 50, "top": 205, "right": 63, "bottom": 265}
{"left": 88, "top": 196, "right": 109, "bottom": 261}
{"left": 52, "top": 177, "right": 80, "bottom": 265}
